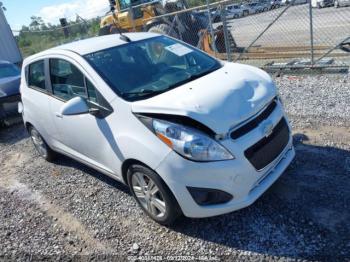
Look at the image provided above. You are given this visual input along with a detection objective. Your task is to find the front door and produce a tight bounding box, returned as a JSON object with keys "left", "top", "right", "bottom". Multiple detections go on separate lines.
{"left": 47, "top": 57, "right": 121, "bottom": 177}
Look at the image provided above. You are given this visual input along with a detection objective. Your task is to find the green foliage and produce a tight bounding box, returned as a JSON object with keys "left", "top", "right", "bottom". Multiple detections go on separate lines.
{"left": 16, "top": 16, "right": 101, "bottom": 58}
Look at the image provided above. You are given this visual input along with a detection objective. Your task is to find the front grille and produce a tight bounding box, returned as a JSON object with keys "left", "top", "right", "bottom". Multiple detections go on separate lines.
{"left": 244, "top": 118, "right": 289, "bottom": 170}
{"left": 231, "top": 100, "right": 277, "bottom": 139}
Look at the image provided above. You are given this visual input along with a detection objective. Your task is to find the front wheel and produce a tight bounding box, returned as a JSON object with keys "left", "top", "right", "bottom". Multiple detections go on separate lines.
{"left": 127, "top": 164, "right": 182, "bottom": 225}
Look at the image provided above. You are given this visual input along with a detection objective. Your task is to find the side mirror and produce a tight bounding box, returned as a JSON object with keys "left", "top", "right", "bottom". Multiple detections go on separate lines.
{"left": 60, "top": 97, "right": 90, "bottom": 116}
{"left": 340, "top": 40, "right": 350, "bottom": 53}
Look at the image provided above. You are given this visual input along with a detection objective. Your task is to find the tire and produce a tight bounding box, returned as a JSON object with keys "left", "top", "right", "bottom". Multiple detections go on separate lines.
{"left": 98, "top": 25, "right": 112, "bottom": 36}
{"left": 243, "top": 10, "right": 249, "bottom": 16}
{"left": 98, "top": 25, "right": 127, "bottom": 36}
{"left": 147, "top": 23, "right": 179, "bottom": 39}
{"left": 234, "top": 14, "right": 239, "bottom": 19}
{"left": 215, "top": 29, "right": 237, "bottom": 53}
{"left": 29, "top": 126, "right": 55, "bottom": 162}
{"left": 127, "top": 164, "right": 182, "bottom": 226}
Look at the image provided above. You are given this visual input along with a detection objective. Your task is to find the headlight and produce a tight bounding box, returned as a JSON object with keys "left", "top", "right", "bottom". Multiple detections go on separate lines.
{"left": 152, "top": 119, "right": 234, "bottom": 162}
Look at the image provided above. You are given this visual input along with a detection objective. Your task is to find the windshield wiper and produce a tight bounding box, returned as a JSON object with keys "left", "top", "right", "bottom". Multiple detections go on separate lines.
{"left": 122, "top": 89, "right": 165, "bottom": 98}
{"left": 190, "top": 66, "right": 220, "bottom": 80}
{"left": 166, "top": 65, "right": 221, "bottom": 90}
{"left": 122, "top": 65, "right": 221, "bottom": 100}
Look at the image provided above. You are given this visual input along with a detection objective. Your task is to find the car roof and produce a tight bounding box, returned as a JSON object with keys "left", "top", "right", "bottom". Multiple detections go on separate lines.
{"left": 26, "top": 32, "right": 160, "bottom": 61}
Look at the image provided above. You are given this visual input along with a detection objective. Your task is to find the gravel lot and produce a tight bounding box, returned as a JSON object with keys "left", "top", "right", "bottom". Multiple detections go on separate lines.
{"left": 0, "top": 73, "right": 349, "bottom": 261}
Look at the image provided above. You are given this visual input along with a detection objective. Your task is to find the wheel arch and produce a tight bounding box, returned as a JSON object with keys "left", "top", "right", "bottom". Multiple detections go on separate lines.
{"left": 121, "top": 158, "right": 151, "bottom": 185}
{"left": 24, "top": 121, "right": 33, "bottom": 132}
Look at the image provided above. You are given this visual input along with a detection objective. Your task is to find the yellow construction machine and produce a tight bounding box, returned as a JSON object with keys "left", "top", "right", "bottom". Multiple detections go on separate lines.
{"left": 99, "top": 0, "right": 236, "bottom": 56}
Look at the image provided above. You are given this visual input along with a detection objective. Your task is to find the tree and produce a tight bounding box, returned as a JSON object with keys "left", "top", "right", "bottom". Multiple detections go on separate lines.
{"left": 29, "top": 16, "right": 44, "bottom": 30}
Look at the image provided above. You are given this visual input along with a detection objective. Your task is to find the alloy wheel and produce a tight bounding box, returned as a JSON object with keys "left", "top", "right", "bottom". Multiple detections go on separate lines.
{"left": 131, "top": 172, "right": 166, "bottom": 218}
{"left": 30, "top": 128, "right": 48, "bottom": 158}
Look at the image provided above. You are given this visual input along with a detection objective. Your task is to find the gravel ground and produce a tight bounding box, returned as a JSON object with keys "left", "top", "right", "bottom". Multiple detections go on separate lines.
{"left": 0, "top": 73, "right": 349, "bottom": 261}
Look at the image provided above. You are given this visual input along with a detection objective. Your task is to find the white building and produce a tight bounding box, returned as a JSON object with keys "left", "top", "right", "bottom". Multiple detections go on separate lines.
{"left": 0, "top": 4, "right": 22, "bottom": 64}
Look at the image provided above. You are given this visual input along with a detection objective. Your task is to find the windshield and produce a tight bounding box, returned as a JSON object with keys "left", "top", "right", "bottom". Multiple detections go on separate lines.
{"left": 84, "top": 36, "right": 221, "bottom": 101}
{"left": 0, "top": 63, "right": 20, "bottom": 79}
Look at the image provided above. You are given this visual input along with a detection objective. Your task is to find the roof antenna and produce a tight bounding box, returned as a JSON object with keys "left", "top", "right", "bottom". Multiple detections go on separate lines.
{"left": 108, "top": 0, "right": 132, "bottom": 42}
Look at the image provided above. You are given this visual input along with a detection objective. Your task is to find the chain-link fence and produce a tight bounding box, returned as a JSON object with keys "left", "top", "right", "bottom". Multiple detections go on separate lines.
{"left": 13, "top": 0, "right": 350, "bottom": 70}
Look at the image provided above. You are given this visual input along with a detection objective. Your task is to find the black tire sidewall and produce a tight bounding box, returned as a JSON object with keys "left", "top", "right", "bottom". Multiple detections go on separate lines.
{"left": 127, "top": 164, "right": 181, "bottom": 225}
{"left": 98, "top": 25, "right": 112, "bottom": 36}
{"left": 29, "top": 126, "right": 55, "bottom": 162}
{"left": 147, "top": 24, "right": 179, "bottom": 39}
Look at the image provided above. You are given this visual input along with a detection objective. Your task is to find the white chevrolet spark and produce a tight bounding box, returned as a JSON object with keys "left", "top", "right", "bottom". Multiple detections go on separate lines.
{"left": 20, "top": 33, "right": 295, "bottom": 225}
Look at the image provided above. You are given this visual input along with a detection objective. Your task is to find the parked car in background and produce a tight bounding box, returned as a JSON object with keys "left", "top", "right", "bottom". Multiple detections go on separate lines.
{"left": 271, "top": 0, "right": 282, "bottom": 8}
{"left": 293, "top": 0, "right": 308, "bottom": 4}
{"left": 226, "top": 4, "right": 243, "bottom": 19}
{"left": 20, "top": 33, "right": 295, "bottom": 225}
{"left": 241, "top": 2, "right": 262, "bottom": 15}
{"left": 0, "top": 60, "right": 21, "bottom": 125}
{"left": 312, "top": 0, "right": 334, "bottom": 7}
{"left": 261, "top": 0, "right": 273, "bottom": 11}
{"left": 282, "top": 0, "right": 307, "bottom": 5}
{"left": 334, "top": 0, "right": 350, "bottom": 7}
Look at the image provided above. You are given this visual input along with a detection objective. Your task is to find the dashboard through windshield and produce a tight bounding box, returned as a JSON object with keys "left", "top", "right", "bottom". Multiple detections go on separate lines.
{"left": 84, "top": 36, "right": 221, "bottom": 101}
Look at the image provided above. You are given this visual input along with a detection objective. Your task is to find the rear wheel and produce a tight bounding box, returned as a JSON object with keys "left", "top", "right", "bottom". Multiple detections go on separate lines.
{"left": 29, "top": 126, "right": 55, "bottom": 161}
{"left": 127, "top": 164, "right": 182, "bottom": 225}
{"left": 147, "top": 23, "right": 179, "bottom": 39}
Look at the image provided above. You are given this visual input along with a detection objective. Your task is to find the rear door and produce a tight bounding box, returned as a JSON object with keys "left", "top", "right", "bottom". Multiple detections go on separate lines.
{"left": 22, "top": 59, "right": 52, "bottom": 140}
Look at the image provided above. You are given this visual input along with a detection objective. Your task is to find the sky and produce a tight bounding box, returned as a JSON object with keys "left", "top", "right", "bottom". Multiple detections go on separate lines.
{"left": 1, "top": 0, "right": 109, "bottom": 30}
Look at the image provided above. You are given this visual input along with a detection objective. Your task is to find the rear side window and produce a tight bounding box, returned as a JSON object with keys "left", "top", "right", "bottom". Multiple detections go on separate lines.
{"left": 49, "top": 59, "right": 87, "bottom": 101}
{"left": 28, "top": 60, "right": 46, "bottom": 90}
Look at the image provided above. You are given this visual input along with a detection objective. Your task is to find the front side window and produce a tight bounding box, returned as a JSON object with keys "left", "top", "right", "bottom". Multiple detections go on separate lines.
{"left": 84, "top": 36, "right": 221, "bottom": 101}
{"left": 49, "top": 59, "right": 86, "bottom": 101}
{"left": 28, "top": 60, "right": 46, "bottom": 90}
{"left": 0, "top": 63, "right": 20, "bottom": 79}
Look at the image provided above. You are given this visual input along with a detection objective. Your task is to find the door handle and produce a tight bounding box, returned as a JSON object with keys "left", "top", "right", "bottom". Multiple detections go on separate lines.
{"left": 55, "top": 112, "right": 63, "bottom": 118}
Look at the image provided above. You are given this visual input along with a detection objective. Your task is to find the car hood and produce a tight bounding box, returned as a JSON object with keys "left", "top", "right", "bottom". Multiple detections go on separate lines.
{"left": 0, "top": 76, "right": 21, "bottom": 97}
{"left": 131, "top": 62, "right": 276, "bottom": 134}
